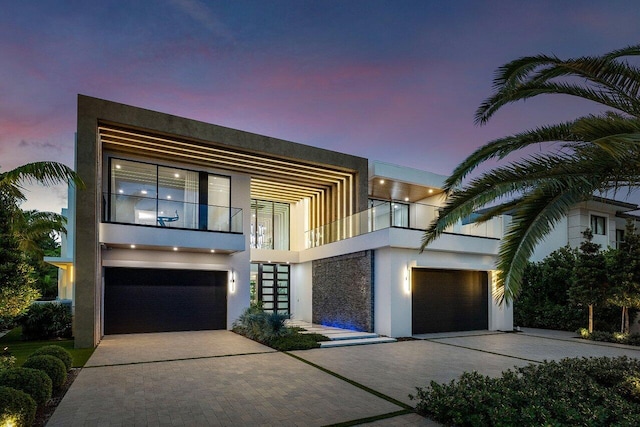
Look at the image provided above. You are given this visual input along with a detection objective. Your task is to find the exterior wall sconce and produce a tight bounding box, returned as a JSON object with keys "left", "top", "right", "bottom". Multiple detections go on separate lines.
{"left": 229, "top": 270, "right": 236, "bottom": 294}
{"left": 404, "top": 264, "right": 411, "bottom": 294}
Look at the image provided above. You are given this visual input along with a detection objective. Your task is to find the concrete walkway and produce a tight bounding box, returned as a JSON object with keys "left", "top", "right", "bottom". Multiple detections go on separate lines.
{"left": 48, "top": 329, "right": 640, "bottom": 426}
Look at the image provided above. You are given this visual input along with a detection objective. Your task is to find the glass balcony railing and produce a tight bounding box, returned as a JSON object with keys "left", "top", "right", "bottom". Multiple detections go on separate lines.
{"left": 103, "top": 193, "right": 242, "bottom": 233}
{"left": 304, "top": 201, "right": 503, "bottom": 248}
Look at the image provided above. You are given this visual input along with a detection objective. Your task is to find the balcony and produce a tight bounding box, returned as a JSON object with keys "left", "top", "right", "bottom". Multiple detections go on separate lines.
{"left": 304, "top": 201, "right": 503, "bottom": 249}
{"left": 100, "top": 193, "right": 245, "bottom": 253}
{"left": 103, "top": 192, "right": 242, "bottom": 233}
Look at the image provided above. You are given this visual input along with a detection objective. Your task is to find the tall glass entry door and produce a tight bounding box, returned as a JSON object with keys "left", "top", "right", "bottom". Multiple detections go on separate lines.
{"left": 256, "top": 263, "right": 290, "bottom": 315}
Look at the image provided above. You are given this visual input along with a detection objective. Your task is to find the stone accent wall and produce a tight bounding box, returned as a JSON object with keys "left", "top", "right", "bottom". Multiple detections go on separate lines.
{"left": 312, "top": 251, "right": 374, "bottom": 332}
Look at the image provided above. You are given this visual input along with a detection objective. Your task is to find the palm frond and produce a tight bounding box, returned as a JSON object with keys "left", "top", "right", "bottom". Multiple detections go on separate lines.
{"left": 0, "top": 161, "right": 84, "bottom": 201}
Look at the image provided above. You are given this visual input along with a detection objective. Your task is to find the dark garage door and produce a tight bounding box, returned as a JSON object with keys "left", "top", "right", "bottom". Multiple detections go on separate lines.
{"left": 412, "top": 268, "right": 488, "bottom": 334}
{"left": 104, "top": 267, "right": 227, "bottom": 334}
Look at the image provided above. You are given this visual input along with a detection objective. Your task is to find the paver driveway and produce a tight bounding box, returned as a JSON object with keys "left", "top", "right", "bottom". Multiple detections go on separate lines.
{"left": 49, "top": 328, "right": 640, "bottom": 426}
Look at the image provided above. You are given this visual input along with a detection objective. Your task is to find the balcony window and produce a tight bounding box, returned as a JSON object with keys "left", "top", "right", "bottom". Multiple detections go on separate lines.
{"left": 368, "top": 199, "right": 409, "bottom": 230}
{"left": 107, "top": 158, "right": 234, "bottom": 231}
{"left": 590, "top": 215, "right": 606, "bottom": 235}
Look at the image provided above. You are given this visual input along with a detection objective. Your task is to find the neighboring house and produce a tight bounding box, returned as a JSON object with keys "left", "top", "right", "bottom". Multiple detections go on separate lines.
{"left": 68, "top": 95, "right": 512, "bottom": 348}
{"left": 530, "top": 197, "right": 640, "bottom": 262}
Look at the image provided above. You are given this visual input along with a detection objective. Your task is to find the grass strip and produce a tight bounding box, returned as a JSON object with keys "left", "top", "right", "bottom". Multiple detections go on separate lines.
{"left": 284, "top": 351, "right": 413, "bottom": 410}
{"left": 84, "top": 350, "right": 278, "bottom": 368}
{"left": 1, "top": 327, "right": 94, "bottom": 367}
{"left": 323, "top": 409, "right": 413, "bottom": 427}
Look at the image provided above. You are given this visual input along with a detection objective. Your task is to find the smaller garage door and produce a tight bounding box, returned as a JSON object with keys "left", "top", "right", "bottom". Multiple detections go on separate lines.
{"left": 412, "top": 268, "right": 488, "bottom": 334}
{"left": 104, "top": 267, "right": 227, "bottom": 334}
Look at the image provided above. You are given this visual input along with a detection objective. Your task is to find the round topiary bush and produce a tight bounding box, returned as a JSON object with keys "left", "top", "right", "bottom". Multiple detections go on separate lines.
{"left": 0, "top": 367, "right": 52, "bottom": 405}
{"left": 30, "top": 345, "right": 73, "bottom": 370}
{"left": 0, "top": 386, "right": 37, "bottom": 427}
{"left": 23, "top": 355, "right": 67, "bottom": 389}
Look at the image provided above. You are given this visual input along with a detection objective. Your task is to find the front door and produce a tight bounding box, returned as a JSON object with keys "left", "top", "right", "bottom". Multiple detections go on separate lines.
{"left": 257, "top": 263, "right": 290, "bottom": 314}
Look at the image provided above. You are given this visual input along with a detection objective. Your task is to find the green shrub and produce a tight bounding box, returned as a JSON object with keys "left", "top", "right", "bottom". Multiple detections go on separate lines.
{"left": 620, "top": 376, "right": 640, "bottom": 403}
{"left": 23, "top": 355, "right": 67, "bottom": 389}
{"left": 0, "top": 348, "right": 15, "bottom": 372}
{"left": 269, "top": 333, "right": 329, "bottom": 351}
{"left": 30, "top": 345, "right": 73, "bottom": 370}
{"left": 0, "top": 367, "right": 52, "bottom": 405}
{"left": 18, "top": 301, "right": 72, "bottom": 340}
{"left": 411, "top": 357, "right": 640, "bottom": 426}
{"left": 232, "top": 306, "right": 290, "bottom": 343}
{"left": 0, "top": 386, "right": 36, "bottom": 427}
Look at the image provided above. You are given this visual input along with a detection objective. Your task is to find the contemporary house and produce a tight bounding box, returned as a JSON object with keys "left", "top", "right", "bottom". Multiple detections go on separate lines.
{"left": 68, "top": 95, "right": 512, "bottom": 348}
{"left": 530, "top": 197, "right": 640, "bottom": 262}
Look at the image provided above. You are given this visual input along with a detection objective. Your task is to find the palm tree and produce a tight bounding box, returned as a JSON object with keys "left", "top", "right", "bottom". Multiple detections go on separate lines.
{"left": 0, "top": 161, "right": 83, "bottom": 204}
{"left": 421, "top": 44, "right": 640, "bottom": 304}
{"left": 0, "top": 161, "right": 83, "bottom": 322}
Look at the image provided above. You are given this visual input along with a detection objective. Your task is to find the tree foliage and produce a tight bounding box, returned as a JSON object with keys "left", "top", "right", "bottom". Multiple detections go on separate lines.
{"left": 0, "top": 162, "right": 82, "bottom": 325}
{"left": 608, "top": 219, "right": 640, "bottom": 333}
{"left": 421, "top": 45, "right": 640, "bottom": 304}
{"left": 568, "top": 229, "right": 609, "bottom": 333}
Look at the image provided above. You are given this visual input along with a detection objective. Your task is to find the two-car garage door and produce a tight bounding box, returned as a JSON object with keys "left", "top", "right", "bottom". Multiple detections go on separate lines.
{"left": 104, "top": 267, "right": 227, "bottom": 335}
{"left": 412, "top": 268, "right": 488, "bottom": 334}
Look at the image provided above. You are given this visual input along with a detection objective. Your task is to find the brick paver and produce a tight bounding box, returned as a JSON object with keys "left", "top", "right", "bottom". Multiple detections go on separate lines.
{"left": 49, "top": 328, "right": 640, "bottom": 426}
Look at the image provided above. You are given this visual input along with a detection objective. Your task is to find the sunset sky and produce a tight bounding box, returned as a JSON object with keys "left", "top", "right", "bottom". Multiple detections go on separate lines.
{"left": 2, "top": 0, "right": 640, "bottom": 213}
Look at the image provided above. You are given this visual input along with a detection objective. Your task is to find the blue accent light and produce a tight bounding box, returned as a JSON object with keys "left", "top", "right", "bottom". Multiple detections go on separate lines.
{"left": 319, "top": 318, "right": 362, "bottom": 331}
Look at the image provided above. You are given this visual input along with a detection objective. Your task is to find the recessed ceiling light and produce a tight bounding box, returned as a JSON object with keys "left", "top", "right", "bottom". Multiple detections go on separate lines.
{"left": 404, "top": 197, "right": 409, "bottom": 202}
{"left": 210, "top": 249, "right": 215, "bottom": 253}
{"left": 166, "top": 195, "right": 172, "bottom": 199}
{"left": 141, "top": 190, "right": 148, "bottom": 195}
{"left": 173, "top": 247, "right": 178, "bottom": 251}
{"left": 130, "top": 244, "right": 136, "bottom": 249}
{"left": 428, "top": 189, "right": 434, "bottom": 194}
{"left": 379, "top": 179, "right": 385, "bottom": 184}
{"left": 118, "top": 189, "right": 124, "bottom": 194}
{"left": 174, "top": 173, "right": 180, "bottom": 178}
{"left": 115, "top": 164, "right": 121, "bottom": 169}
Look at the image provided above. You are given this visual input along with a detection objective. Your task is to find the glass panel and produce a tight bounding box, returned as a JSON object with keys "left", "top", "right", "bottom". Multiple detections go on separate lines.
{"left": 277, "top": 287, "right": 288, "bottom": 295}
{"left": 262, "top": 273, "right": 274, "bottom": 280}
{"left": 262, "top": 265, "right": 274, "bottom": 272}
{"left": 369, "top": 200, "right": 390, "bottom": 231}
{"left": 157, "top": 166, "right": 198, "bottom": 229}
{"left": 273, "top": 202, "right": 290, "bottom": 250}
{"left": 277, "top": 273, "right": 289, "bottom": 280}
{"left": 262, "top": 295, "right": 273, "bottom": 302}
{"left": 110, "top": 159, "right": 157, "bottom": 225}
{"left": 208, "top": 176, "right": 230, "bottom": 231}
{"left": 392, "top": 203, "right": 409, "bottom": 227}
{"left": 278, "top": 295, "right": 288, "bottom": 301}
{"left": 262, "top": 287, "right": 273, "bottom": 294}
{"left": 263, "top": 302, "right": 274, "bottom": 309}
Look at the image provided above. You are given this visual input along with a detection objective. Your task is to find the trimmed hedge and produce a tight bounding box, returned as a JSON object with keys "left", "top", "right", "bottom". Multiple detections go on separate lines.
{"left": 411, "top": 356, "right": 640, "bottom": 426}
{"left": 579, "top": 329, "right": 640, "bottom": 346}
{"left": 23, "top": 355, "right": 67, "bottom": 389}
{"left": 30, "top": 345, "right": 73, "bottom": 370}
{"left": 0, "top": 386, "right": 36, "bottom": 427}
{"left": 0, "top": 367, "right": 52, "bottom": 406}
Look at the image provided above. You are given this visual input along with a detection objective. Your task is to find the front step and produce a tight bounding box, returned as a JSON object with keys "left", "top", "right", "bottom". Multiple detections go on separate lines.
{"left": 320, "top": 337, "right": 397, "bottom": 348}
{"left": 286, "top": 319, "right": 397, "bottom": 347}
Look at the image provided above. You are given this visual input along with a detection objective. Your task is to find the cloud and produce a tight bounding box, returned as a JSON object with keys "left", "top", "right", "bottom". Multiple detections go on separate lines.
{"left": 168, "top": 0, "right": 234, "bottom": 42}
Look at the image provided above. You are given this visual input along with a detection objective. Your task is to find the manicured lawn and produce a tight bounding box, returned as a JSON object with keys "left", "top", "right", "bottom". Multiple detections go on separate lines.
{"left": 0, "top": 327, "right": 94, "bottom": 367}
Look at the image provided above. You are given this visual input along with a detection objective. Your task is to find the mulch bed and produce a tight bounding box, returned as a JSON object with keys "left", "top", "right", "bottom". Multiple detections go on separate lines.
{"left": 33, "top": 367, "right": 81, "bottom": 427}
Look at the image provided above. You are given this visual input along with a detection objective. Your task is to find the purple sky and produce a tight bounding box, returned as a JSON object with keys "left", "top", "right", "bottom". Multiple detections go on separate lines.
{"left": 2, "top": 0, "right": 640, "bottom": 213}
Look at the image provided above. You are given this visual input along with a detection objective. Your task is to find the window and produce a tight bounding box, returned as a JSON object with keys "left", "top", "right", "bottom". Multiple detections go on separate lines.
{"left": 108, "top": 158, "right": 231, "bottom": 231}
{"left": 368, "top": 199, "right": 409, "bottom": 230}
{"left": 590, "top": 215, "right": 606, "bottom": 235}
{"left": 250, "top": 199, "right": 290, "bottom": 250}
{"left": 616, "top": 229, "right": 625, "bottom": 249}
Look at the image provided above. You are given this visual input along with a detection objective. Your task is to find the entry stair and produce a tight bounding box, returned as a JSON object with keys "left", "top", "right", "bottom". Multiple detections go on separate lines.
{"left": 286, "top": 320, "right": 396, "bottom": 348}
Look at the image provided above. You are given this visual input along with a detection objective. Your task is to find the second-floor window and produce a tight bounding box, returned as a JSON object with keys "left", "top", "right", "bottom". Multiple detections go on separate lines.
{"left": 590, "top": 215, "right": 606, "bottom": 235}
{"left": 107, "top": 158, "right": 233, "bottom": 231}
{"left": 250, "top": 199, "right": 290, "bottom": 250}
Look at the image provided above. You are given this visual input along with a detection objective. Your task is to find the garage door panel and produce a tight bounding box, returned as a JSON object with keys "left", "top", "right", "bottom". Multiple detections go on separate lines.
{"left": 412, "top": 269, "right": 488, "bottom": 334}
{"left": 104, "top": 268, "right": 227, "bottom": 334}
